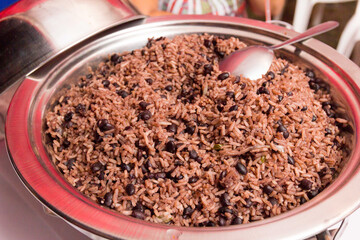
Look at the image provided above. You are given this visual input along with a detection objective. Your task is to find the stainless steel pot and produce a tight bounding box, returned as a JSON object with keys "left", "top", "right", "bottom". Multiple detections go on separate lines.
{"left": 3, "top": 1, "right": 360, "bottom": 240}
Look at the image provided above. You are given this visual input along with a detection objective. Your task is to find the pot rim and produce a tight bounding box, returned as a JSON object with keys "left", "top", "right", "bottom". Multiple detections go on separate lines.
{"left": 6, "top": 15, "right": 360, "bottom": 240}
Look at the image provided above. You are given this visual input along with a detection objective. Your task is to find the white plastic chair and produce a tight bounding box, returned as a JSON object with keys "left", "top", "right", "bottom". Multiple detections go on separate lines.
{"left": 337, "top": 0, "right": 360, "bottom": 57}
{"left": 293, "top": 0, "right": 356, "bottom": 33}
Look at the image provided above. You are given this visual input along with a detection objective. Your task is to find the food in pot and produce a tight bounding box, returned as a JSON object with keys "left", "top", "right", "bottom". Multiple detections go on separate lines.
{"left": 44, "top": 34, "right": 349, "bottom": 227}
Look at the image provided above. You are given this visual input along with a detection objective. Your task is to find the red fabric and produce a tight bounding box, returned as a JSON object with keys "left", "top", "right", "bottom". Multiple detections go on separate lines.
{"left": 0, "top": 0, "right": 46, "bottom": 19}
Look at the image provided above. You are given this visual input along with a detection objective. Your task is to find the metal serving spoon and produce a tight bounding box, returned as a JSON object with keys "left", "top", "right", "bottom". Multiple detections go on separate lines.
{"left": 219, "top": 21, "right": 339, "bottom": 80}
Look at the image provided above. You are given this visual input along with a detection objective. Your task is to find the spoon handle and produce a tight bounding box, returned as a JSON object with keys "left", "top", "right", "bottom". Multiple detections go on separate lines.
{"left": 271, "top": 21, "right": 339, "bottom": 50}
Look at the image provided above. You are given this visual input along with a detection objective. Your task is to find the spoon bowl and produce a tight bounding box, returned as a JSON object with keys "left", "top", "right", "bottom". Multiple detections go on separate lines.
{"left": 219, "top": 21, "right": 339, "bottom": 80}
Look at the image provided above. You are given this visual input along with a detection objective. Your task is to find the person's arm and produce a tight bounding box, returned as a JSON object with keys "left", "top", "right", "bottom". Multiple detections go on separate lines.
{"left": 130, "top": 0, "right": 172, "bottom": 16}
{"left": 247, "top": 0, "right": 286, "bottom": 17}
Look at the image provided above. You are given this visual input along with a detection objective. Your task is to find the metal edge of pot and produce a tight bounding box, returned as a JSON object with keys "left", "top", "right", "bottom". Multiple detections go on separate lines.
{"left": 6, "top": 15, "right": 360, "bottom": 240}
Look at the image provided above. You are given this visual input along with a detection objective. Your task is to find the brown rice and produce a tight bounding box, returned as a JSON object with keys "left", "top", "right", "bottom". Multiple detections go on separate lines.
{"left": 44, "top": 34, "right": 348, "bottom": 227}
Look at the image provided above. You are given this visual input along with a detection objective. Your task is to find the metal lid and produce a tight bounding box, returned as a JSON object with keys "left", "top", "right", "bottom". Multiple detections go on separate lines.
{"left": 0, "top": 0, "right": 144, "bottom": 93}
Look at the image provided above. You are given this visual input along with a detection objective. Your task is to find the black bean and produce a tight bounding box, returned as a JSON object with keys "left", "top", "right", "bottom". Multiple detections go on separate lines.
{"left": 61, "top": 96, "right": 70, "bottom": 105}
{"left": 104, "top": 192, "right": 113, "bottom": 207}
{"left": 64, "top": 112, "right": 74, "bottom": 122}
{"left": 218, "top": 216, "right": 227, "bottom": 226}
{"left": 132, "top": 210, "right": 145, "bottom": 220}
{"left": 309, "top": 81, "right": 320, "bottom": 91}
{"left": 165, "top": 141, "right": 177, "bottom": 153}
{"left": 98, "top": 170, "right": 105, "bottom": 180}
{"left": 203, "top": 64, "right": 213, "bottom": 76}
{"left": 165, "top": 85, "right": 173, "bottom": 91}
{"left": 226, "top": 91, "right": 235, "bottom": 99}
{"left": 212, "top": 38, "right": 217, "bottom": 46}
{"left": 218, "top": 171, "right": 227, "bottom": 181}
{"left": 324, "top": 107, "right": 334, "bottom": 117}
{"left": 288, "top": 155, "right": 295, "bottom": 165}
{"left": 188, "top": 176, "right": 199, "bottom": 184}
{"left": 231, "top": 217, "right": 243, "bottom": 225}
{"left": 185, "top": 125, "right": 195, "bottom": 135}
{"left": 97, "top": 119, "right": 115, "bottom": 131}
{"left": 175, "top": 174, "right": 184, "bottom": 182}
{"left": 325, "top": 128, "right": 332, "bottom": 135}
{"left": 265, "top": 105, "right": 273, "bottom": 115}
{"left": 75, "top": 104, "right": 86, "bottom": 116}
{"left": 306, "top": 69, "right": 315, "bottom": 79}
{"left": 117, "top": 89, "right": 129, "bottom": 98}
{"left": 195, "top": 156, "right": 203, "bottom": 164}
{"left": 301, "top": 106, "right": 308, "bottom": 111}
{"left": 145, "top": 78, "right": 153, "bottom": 85}
{"left": 110, "top": 54, "right": 123, "bottom": 64}
{"left": 146, "top": 40, "right": 152, "bottom": 48}
{"left": 280, "top": 64, "right": 289, "bottom": 75}
{"left": 217, "top": 105, "right": 224, "bottom": 112}
{"left": 287, "top": 91, "right": 293, "bottom": 96}
{"left": 277, "top": 124, "right": 287, "bottom": 133}
{"left": 267, "top": 71, "right": 275, "bottom": 80}
{"left": 300, "top": 196, "right": 307, "bottom": 204}
{"left": 263, "top": 185, "right": 274, "bottom": 195}
{"left": 229, "top": 105, "right": 238, "bottom": 112}
{"left": 239, "top": 82, "right": 246, "bottom": 89}
{"left": 183, "top": 206, "right": 194, "bottom": 218}
{"left": 86, "top": 73, "right": 93, "bottom": 79}
{"left": 75, "top": 181, "right": 83, "bottom": 188}
{"left": 102, "top": 80, "right": 110, "bottom": 88}
{"left": 268, "top": 197, "right": 278, "bottom": 205}
{"left": 174, "top": 160, "right": 184, "bottom": 166}
{"left": 218, "top": 206, "right": 234, "bottom": 215}
{"left": 139, "top": 110, "right": 152, "bottom": 121}
{"left": 126, "top": 183, "right": 135, "bottom": 195}
{"left": 307, "top": 188, "right": 319, "bottom": 199}
{"left": 133, "top": 202, "right": 145, "bottom": 213}
{"left": 312, "top": 115, "right": 317, "bottom": 122}
{"left": 155, "top": 172, "right": 166, "bottom": 179}
{"left": 91, "top": 162, "right": 103, "bottom": 173}
{"left": 283, "top": 131, "right": 290, "bottom": 139}
{"left": 194, "top": 62, "right": 202, "bottom": 69}
{"left": 240, "top": 94, "right": 247, "bottom": 101}
{"left": 166, "top": 124, "right": 177, "bottom": 133}
{"left": 120, "top": 163, "right": 132, "bottom": 172}
{"left": 214, "top": 47, "right": 225, "bottom": 58}
{"left": 136, "top": 151, "right": 143, "bottom": 161}
{"left": 112, "top": 82, "right": 120, "bottom": 88}
{"left": 257, "top": 86, "right": 270, "bottom": 95}
{"left": 66, "top": 158, "right": 76, "bottom": 170}
{"left": 202, "top": 221, "right": 214, "bottom": 227}
{"left": 220, "top": 192, "right": 231, "bottom": 206}
{"left": 218, "top": 72, "right": 230, "bottom": 80}
{"left": 189, "top": 150, "right": 198, "bottom": 159}
{"left": 93, "top": 131, "right": 103, "bottom": 143}
{"left": 235, "top": 162, "right": 247, "bottom": 175}
{"left": 299, "top": 179, "right": 313, "bottom": 190}
{"left": 244, "top": 198, "right": 253, "bottom": 208}
{"left": 278, "top": 95, "right": 283, "bottom": 102}
{"left": 136, "top": 102, "right": 147, "bottom": 111}
{"left": 318, "top": 168, "right": 328, "bottom": 178}
{"left": 204, "top": 39, "right": 211, "bottom": 48}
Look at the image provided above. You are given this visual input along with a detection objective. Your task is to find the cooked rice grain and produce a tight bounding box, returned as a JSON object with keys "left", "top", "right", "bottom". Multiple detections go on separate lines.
{"left": 45, "top": 34, "right": 347, "bottom": 227}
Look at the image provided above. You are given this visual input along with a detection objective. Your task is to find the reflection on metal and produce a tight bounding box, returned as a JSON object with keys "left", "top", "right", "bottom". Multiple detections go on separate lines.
{"left": 0, "top": 0, "right": 145, "bottom": 93}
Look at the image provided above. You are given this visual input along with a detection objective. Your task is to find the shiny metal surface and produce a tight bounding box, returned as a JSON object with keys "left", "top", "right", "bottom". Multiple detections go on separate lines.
{"left": 0, "top": 0, "right": 145, "bottom": 93}
{"left": 219, "top": 21, "right": 339, "bottom": 80}
{"left": 6, "top": 15, "right": 360, "bottom": 240}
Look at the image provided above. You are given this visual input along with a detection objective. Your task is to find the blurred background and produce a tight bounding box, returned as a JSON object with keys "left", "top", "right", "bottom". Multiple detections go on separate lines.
{"left": 1, "top": 0, "right": 358, "bottom": 66}
{"left": 130, "top": 0, "right": 360, "bottom": 66}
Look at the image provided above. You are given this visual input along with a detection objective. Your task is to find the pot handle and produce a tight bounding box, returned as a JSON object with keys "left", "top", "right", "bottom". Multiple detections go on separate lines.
{"left": 315, "top": 217, "right": 349, "bottom": 240}
{"left": 0, "top": 0, "right": 145, "bottom": 93}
